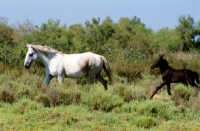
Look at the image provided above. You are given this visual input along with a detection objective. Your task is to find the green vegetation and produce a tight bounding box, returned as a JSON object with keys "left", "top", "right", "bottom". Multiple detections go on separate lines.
{"left": 0, "top": 15, "right": 200, "bottom": 130}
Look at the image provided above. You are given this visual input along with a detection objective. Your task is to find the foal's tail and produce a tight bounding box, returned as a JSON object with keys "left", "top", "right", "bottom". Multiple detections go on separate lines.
{"left": 100, "top": 56, "right": 113, "bottom": 85}
{"left": 194, "top": 71, "right": 200, "bottom": 84}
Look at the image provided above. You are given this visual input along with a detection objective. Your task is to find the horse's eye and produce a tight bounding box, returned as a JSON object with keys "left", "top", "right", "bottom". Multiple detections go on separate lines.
{"left": 29, "top": 53, "right": 33, "bottom": 57}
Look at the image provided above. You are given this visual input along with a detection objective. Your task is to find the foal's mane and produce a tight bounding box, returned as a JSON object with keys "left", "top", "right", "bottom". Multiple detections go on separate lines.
{"left": 161, "top": 58, "right": 169, "bottom": 66}
{"left": 27, "top": 44, "right": 63, "bottom": 54}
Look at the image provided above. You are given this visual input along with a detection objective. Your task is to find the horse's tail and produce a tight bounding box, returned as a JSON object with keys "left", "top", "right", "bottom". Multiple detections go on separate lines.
{"left": 100, "top": 56, "right": 113, "bottom": 85}
{"left": 194, "top": 71, "right": 200, "bottom": 84}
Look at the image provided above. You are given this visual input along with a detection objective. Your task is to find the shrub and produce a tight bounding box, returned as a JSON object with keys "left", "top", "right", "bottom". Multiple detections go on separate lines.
{"left": 136, "top": 100, "right": 176, "bottom": 120}
{"left": 35, "top": 93, "right": 50, "bottom": 107}
{"left": 59, "top": 88, "right": 81, "bottom": 105}
{"left": 35, "top": 87, "right": 81, "bottom": 107}
{"left": 15, "top": 84, "right": 30, "bottom": 98}
{"left": 12, "top": 99, "right": 43, "bottom": 114}
{"left": 97, "top": 113, "right": 120, "bottom": 125}
{"left": 115, "top": 101, "right": 139, "bottom": 113}
{"left": 129, "top": 85, "right": 148, "bottom": 101}
{"left": 112, "top": 84, "right": 126, "bottom": 97}
{"left": 82, "top": 88, "right": 124, "bottom": 112}
{"left": 171, "top": 84, "right": 194, "bottom": 106}
{"left": 187, "top": 93, "right": 200, "bottom": 113}
{"left": 46, "top": 87, "right": 61, "bottom": 107}
{"left": 112, "top": 84, "right": 148, "bottom": 102}
{"left": 112, "top": 59, "right": 143, "bottom": 83}
{"left": 0, "top": 88, "right": 16, "bottom": 104}
{"left": 131, "top": 116, "right": 158, "bottom": 129}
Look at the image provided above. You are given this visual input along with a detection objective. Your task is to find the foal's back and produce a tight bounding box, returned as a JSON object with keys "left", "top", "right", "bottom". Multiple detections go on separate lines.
{"left": 168, "top": 67, "right": 198, "bottom": 85}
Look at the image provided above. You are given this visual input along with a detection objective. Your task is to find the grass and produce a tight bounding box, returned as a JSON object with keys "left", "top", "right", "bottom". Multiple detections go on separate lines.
{"left": 0, "top": 99, "right": 200, "bottom": 131}
{"left": 0, "top": 72, "right": 200, "bottom": 131}
{"left": 1, "top": 51, "right": 200, "bottom": 130}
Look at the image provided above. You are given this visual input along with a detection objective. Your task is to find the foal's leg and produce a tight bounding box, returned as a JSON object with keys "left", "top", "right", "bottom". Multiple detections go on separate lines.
{"left": 167, "top": 83, "right": 172, "bottom": 95}
{"left": 150, "top": 82, "right": 166, "bottom": 99}
{"left": 96, "top": 74, "right": 108, "bottom": 90}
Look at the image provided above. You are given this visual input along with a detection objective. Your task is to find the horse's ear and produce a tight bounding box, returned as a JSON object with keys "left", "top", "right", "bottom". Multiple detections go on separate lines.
{"left": 24, "top": 44, "right": 29, "bottom": 49}
{"left": 26, "top": 44, "right": 33, "bottom": 48}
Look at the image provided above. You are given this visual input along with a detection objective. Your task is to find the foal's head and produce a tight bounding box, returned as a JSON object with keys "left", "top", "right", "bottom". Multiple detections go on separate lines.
{"left": 150, "top": 54, "right": 168, "bottom": 69}
{"left": 24, "top": 44, "right": 38, "bottom": 68}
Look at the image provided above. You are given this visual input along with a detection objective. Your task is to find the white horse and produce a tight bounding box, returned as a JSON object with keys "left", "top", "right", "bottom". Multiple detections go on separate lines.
{"left": 24, "top": 44, "right": 112, "bottom": 90}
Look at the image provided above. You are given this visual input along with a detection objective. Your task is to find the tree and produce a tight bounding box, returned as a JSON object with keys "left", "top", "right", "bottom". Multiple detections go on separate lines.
{"left": 33, "top": 19, "right": 70, "bottom": 52}
{"left": 151, "top": 28, "right": 181, "bottom": 52}
{"left": 68, "top": 24, "right": 86, "bottom": 52}
{"left": 175, "top": 15, "right": 197, "bottom": 51}
{"left": 195, "top": 21, "right": 200, "bottom": 46}
{"left": 0, "top": 17, "right": 17, "bottom": 64}
{"left": 0, "top": 17, "right": 14, "bottom": 44}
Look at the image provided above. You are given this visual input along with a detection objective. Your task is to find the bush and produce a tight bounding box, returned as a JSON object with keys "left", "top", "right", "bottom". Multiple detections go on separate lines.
{"left": 35, "top": 93, "right": 50, "bottom": 107}
{"left": 0, "top": 88, "right": 16, "bottom": 104}
{"left": 171, "top": 84, "right": 194, "bottom": 106}
{"left": 12, "top": 99, "right": 43, "bottom": 114}
{"left": 189, "top": 94, "right": 200, "bottom": 113}
{"left": 136, "top": 100, "right": 177, "bottom": 120}
{"left": 59, "top": 88, "right": 81, "bottom": 105}
{"left": 0, "top": 90, "right": 15, "bottom": 104}
{"left": 114, "top": 101, "right": 139, "bottom": 113}
{"left": 46, "top": 87, "right": 61, "bottom": 107}
{"left": 112, "top": 84, "right": 148, "bottom": 102}
{"left": 112, "top": 59, "right": 143, "bottom": 83}
{"left": 35, "top": 87, "right": 81, "bottom": 107}
{"left": 131, "top": 116, "right": 158, "bottom": 129}
{"left": 97, "top": 113, "right": 120, "bottom": 126}
{"left": 82, "top": 88, "right": 124, "bottom": 112}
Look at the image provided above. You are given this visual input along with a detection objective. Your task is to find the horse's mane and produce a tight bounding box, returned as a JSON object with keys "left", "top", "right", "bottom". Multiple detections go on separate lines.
{"left": 27, "top": 44, "right": 63, "bottom": 54}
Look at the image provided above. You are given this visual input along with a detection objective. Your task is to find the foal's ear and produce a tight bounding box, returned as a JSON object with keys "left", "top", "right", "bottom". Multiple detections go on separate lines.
{"left": 159, "top": 54, "right": 164, "bottom": 58}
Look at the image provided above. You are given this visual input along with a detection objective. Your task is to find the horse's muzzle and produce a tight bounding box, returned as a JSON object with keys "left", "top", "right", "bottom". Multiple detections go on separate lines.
{"left": 24, "top": 65, "right": 30, "bottom": 68}
{"left": 24, "top": 61, "right": 32, "bottom": 69}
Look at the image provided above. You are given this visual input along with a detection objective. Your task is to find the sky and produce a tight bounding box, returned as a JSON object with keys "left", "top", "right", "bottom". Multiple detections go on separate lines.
{"left": 0, "top": 0, "right": 199, "bottom": 31}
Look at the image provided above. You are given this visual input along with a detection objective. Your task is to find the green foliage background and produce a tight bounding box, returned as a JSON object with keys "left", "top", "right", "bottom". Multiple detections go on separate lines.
{"left": 0, "top": 15, "right": 200, "bottom": 130}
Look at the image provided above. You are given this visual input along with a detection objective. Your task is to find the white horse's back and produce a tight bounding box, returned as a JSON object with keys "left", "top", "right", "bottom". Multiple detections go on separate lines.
{"left": 61, "top": 52, "right": 103, "bottom": 78}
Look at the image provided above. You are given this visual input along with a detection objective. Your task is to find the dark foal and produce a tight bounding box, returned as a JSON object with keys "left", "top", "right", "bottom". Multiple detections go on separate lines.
{"left": 150, "top": 54, "right": 200, "bottom": 99}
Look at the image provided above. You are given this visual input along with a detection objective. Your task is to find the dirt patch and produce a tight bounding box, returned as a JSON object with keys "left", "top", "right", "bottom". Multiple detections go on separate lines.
{"left": 153, "top": 94, "right": 170, "bottom": 100}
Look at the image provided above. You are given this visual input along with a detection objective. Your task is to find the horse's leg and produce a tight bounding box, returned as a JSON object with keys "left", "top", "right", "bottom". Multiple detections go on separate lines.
{"left": 45, "top": 74, "right": 53, "bottom": 85}
{"left": 88, "top": 72, "right": 95, "bottom": 84}
{"left": 96, "top": 74, "right": 108, "bottom": 90}
{"left": 150, "top": 82, "right": 166, "bottom": 99}
{"left": 58, "top": 74, "right": 64, "bottom": 84}
{"left": 167, "top": 83, "right": 172, "bottom": 95}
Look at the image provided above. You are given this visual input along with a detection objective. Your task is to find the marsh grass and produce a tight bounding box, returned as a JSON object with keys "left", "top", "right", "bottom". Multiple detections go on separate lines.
{"left": 131, "top": 116, "right": 158, "bottom": 129}
{"left": 171, "top": 84, "right": 195, "bottom": 106}
{"left": 138, "top": 100, "right": 178, "bottom": 121}
{"left": 0, "top": 89, "right": 16, "bottom": 103}
{"left": 112, "top": 83, "right": 148, "bottom": 102}
{"left": 111, "top": 57, "right": 149, "bottom": 83}
{"left": 82, "top": 86, "right": 124, "bottom": 112}
{"left": 0, "top": 52, "right": 200, "bottom": 130}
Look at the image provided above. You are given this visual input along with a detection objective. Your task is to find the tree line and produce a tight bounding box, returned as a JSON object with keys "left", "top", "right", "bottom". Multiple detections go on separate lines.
{"left": 0, "top": 15, "right": 200, "bottom": 81}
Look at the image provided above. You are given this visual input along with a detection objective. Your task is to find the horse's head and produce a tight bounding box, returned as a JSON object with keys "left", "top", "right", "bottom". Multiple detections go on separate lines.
{"left": 150, "top": 54, "right": 164, "bottom": 69}
{"left": 24, "top": 44, "right": 38, "bottom": 68}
